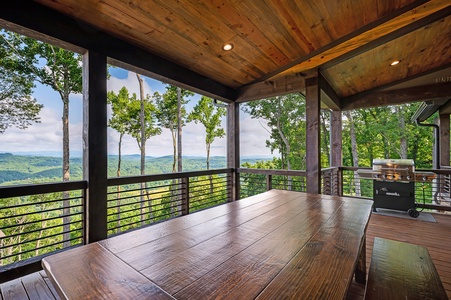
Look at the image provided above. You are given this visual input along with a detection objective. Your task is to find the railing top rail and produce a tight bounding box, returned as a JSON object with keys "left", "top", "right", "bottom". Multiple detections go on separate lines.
{"left": 107, "top": 168, "right": 233, "bottom": 186}
{"left": 237, "top": 168, "right": 306, "bottom": 176}
{"left": 0, "top": 181, "right": 87, "bottom": 199}
{"left": 321, "top": 167, "right": 340, "bottom": 173}
{"left": 340, "top": 166, "right": 451, "bottom": 175}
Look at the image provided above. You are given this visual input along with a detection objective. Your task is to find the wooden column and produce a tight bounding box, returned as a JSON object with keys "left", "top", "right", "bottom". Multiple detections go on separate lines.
{"left": 83, "top": 51, "right": 108, "bottom": 243}
{"left": 227, "top": 102, "right": 240, "bottom": 201}
{"left": 331, "top": 111, "right": 342, "bottom": 167}
{"left": 331, "top": 111, "right": 343, "bottom": 196}
{"left": 305, "top": 76, "right": 321, "bottom": 194}
{"left": 439, "top": 113, "right": 450, "bottom": 167}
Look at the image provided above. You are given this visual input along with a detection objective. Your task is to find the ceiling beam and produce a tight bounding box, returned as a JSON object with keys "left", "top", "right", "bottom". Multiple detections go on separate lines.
{"left": 318, "top": 73, "right": 341, "bottom": 111}
{"left": 342, "top": 82, "right": 451, "bottom": 110}
{"left": 320, "top": 4, "right": 451, "bottom": 71}
{"left": 246, "top": 0, "right": 434, "bottom": 84}
{"left": 236, "top": 72, "right": 307, "bottom": 103}
{"left": 342, "top": 63, "right": 451, "bottom": 104}
{"left": 0, "top": 0, "right": 237, "bottom": 102}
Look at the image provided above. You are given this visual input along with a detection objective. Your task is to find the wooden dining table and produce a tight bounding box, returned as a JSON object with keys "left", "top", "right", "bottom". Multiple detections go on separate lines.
{"left": 42, "top": 190, "right": 373, "bottom": 300}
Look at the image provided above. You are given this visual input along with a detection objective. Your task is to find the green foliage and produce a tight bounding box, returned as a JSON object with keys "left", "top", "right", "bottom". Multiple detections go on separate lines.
{"left": 342, "top": 104, "right": 434, "bottom": 168}
{"left": 108, "top": 86, "right": 161, "bottom": 148}
{"left": 155, "top": 85, "right": 193, "bottom": 130}
{"left": 155, "top": 85, "right": 194, "bottom": 171}
{"left": 188, "top": 96, "right": 226, "bottom": 169}
{"left": 242, "top": 94, "right": 307, "bottom": 170}
{"left": 0, "top": 30, "right": 43, "bottom": 132}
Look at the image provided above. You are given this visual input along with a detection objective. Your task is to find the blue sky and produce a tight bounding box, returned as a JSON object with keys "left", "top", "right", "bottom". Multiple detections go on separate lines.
{"left": 0, "top": 66, "right": 278, "bottom": 158}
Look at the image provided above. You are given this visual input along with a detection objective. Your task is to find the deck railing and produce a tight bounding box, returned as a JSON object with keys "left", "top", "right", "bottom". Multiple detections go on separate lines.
{"left": 1, "top": 166, "right": 450, "bottom": 281}
{"left": 0, "top": 181, "right": 86, "bottom": 276}
{"left": 237, "top": 168, "right": 307, "bottom": 198}
{"left": 106, "top": 168, "right": 232, "bottom": 236}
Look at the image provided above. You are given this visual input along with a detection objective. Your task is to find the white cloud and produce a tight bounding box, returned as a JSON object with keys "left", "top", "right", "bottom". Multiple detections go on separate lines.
{"left": 107, "top": 71, "right": 156, "bottom": 95}
{"left": 239, "top": 114, "right": 278, "bottom": 157}
{"left": 0, "top": 71, "right": 278, "bottom": 159}
{"left": 1, "top": 107, "right": 64, "bottom": 153}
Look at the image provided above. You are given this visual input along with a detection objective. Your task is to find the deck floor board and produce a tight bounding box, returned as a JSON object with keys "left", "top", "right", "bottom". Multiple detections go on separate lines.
{"left": 1, "top": 211, "right": 450, "bottom": 300}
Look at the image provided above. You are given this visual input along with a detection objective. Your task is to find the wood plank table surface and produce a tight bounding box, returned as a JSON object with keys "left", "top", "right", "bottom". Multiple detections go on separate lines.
{"left": 42, "top": 190, "right": 373, "bottom": 300}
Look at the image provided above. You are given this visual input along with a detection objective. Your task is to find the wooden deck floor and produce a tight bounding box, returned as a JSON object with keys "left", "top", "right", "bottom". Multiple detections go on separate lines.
{"left": 1, "top": 212, "right": 450, "bottom": 300}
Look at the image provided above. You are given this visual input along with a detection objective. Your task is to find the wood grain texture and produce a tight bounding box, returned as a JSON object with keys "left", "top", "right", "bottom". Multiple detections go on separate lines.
{"left": 365, "top": 237, "right": 448, "bottom": 300}
{"left": 29, "top": 0, "right": 450, "bottom": 106}
{"left": 42, "top": 243, "right": 175, "bottom": 300}
{"left": 346, "top": 213, "right": 451, "bottom": 300}
{"left": 256, "top": 200, "right": 372, "bottom": 300}
{"left": 21, "top": 271, "right": 57, "bottom": 300}
{"left": 39, "top": 191, "right": 372, "bottom": 300}
{"left": 0, "top": 277, "right": 28, "bottom": 300}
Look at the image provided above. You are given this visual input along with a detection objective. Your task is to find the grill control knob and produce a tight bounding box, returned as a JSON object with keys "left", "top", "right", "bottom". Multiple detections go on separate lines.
{"left": 406, "top": 175, "right": 410, "bottom": 181}
{"left": 423, "top": 176, "right": 426, "bottom": 181}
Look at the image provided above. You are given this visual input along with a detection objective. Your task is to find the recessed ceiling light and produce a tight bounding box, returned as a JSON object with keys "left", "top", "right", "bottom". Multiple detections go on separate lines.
{"left": 390, "top": 60, "right": 400, "bottom": 66}
{"left": 222, "top": 43, "right": 234, "bottom": 51}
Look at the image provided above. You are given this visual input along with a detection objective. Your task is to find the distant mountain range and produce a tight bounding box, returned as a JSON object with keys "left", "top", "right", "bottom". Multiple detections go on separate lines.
{"left": 0, "top": 153, "right": 273, "bottom": 185}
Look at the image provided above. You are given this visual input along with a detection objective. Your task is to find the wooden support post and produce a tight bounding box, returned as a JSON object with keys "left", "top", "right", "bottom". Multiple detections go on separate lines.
{"left": 331, "top": 111, "right": 342, "bottom": 196}
{"left": 306, "top": 76, "right": 321, "bottom": 194}
{"left": 181, "top": 177, "right": 189, "bottom": 215}
{"left": 266, "top": 175, "right": 272, "bottom": 191}
{"left": 227, "top": 102, "right": 240, "bottom": 201}
{"left": 83, "top": 51, "right": 108, "bottom": 243}
{"left": 439, "top": 113, "right": 450, "bottom": 167}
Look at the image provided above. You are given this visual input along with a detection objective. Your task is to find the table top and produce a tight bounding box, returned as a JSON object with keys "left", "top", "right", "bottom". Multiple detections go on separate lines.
{"left": 42, "top": 190, "right": 373, "bottom": 300}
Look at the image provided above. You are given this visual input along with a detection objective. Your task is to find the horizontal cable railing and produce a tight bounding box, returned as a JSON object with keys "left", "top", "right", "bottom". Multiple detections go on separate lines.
{"left": 106, "top": 168, "right": 233, "bottom": 236}
{"left": 0, "top": 181, "right": 87, "bottom": 271}
{"left": 237, "top": 168, "right": 307, "bottom": 198}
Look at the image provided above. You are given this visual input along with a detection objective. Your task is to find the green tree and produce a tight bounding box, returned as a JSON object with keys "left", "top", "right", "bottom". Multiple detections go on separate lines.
{"left": 155, "top": 85, "right": 193, "bottom": 172}
{"left": 107, "top": 87, "right": 132, "bottom": 177}
{"left": 242, "top": 93, "right": 306, "bottom": 189}
{"left": 0, "top": 30, "right": 42, "bottom": 133}
{"left": 0, "top": 30, "right": 82, "bottom": 247}
{"left": 188, "top": 96, "right": 226, "bottom": 170}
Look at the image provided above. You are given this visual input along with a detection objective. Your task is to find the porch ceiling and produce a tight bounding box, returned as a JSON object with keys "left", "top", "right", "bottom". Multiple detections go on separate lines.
{"left": 3, "top": 0, "right": 451, "bottom": 108}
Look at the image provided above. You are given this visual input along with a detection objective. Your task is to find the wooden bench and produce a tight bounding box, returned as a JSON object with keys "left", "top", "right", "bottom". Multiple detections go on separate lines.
{"left": 364, "top": 237, "right": 448, "bottom": 299}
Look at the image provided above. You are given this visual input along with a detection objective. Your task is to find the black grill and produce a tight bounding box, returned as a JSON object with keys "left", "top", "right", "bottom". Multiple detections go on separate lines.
{"left": 358, "top": 159, "right": 435, "bottom": 218}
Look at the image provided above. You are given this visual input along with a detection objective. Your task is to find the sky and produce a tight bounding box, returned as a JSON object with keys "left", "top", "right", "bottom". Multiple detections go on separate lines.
{"left": 0, "top": 66, "right": 278, "bottom": 159}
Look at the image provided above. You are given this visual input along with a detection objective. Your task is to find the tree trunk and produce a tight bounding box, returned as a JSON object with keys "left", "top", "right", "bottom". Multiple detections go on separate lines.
{"left": 396, "top": 106, "right": 408, "bottom": 159}
{"left": 177, "top": 87, "right": 182, "bottom": 172}
{"left": 136, "top": 73, "right": 149, "bottom": 224}
{"left": 116, "top": 133, "right": 123, "bottom": 232}
{"left": 276, "top": 106, "right": 291, "bottom": 190}
{"left": 344, "top": 111, "right": 361, "bottom": 197}
{"left": 62, "top": 96, "right": 71, "bottom": 247}
{"left": 320, "top": 111, "right": 330, "bottom": 167}
{"left": 177, "top": 87, "right": 183, "bottom": 216}
{"left": 170, "top": 127, "right": 176, "bottom": 216}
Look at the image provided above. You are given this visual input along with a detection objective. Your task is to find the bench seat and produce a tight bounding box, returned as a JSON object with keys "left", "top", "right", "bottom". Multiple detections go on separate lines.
{"left": 364, "top": 237, "right": 447, "bottom": 299}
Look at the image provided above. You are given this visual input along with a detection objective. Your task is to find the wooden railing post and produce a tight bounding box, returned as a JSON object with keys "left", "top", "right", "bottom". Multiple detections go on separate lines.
{"left": 181, "top": 177, "right": 190, "bottom": 215}
{"left": 266, "top": 174, "right": 272, "bottom": 191}
{"left": 227, "top": 102, "right": 240, "bottom": 201}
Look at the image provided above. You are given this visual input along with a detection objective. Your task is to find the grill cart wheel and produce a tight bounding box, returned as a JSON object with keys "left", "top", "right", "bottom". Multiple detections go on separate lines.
{"left": 407, "top": 208, "right": 419, "bottom": 218}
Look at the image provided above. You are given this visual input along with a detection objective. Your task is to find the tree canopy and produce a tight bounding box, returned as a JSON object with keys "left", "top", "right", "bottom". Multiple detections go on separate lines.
{"left": 188, "top": 96, "right": 226, "bottom": 170}
{"left": 0, "top": 30, "right": 42, "bottom": 133}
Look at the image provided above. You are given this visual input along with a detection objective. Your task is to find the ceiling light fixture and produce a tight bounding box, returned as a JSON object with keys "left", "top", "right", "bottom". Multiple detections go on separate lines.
{"left": 222, "top": 43, "right": 234, "bottom": 51}
{"left": 390, "top": 60, "right": 400, "bottom": 66}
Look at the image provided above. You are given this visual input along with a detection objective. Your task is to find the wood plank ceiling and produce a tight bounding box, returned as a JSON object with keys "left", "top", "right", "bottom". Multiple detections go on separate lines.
{"left": 7, "top": 0, "right": 451, "bottom": 109}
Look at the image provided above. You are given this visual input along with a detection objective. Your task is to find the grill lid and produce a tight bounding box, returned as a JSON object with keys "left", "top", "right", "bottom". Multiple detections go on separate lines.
{"left": 357, "top": 159, "right": 435, "bottom": 182}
